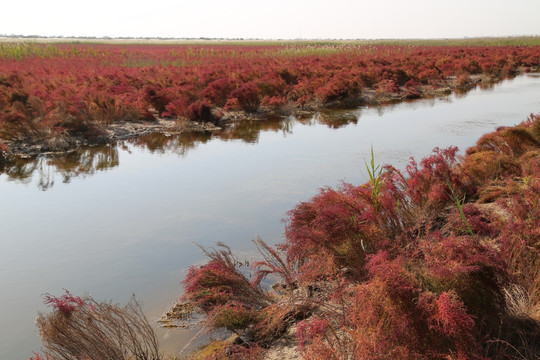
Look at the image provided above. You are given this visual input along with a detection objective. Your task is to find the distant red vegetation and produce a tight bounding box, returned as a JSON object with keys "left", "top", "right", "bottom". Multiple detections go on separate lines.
{"left": 1, "top": 43, "right": 539, "bottom": 145}
{"left": 182, "top": 115, "right": 540, "bottom": 359}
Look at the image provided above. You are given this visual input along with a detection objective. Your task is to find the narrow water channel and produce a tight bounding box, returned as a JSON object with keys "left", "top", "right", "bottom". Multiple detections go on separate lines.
{"left": 1, "top": 74, "right": 539, "bottom": 359}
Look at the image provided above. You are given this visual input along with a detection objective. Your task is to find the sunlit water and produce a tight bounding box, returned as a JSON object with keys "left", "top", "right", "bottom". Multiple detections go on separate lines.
{"left": 1, "top": 74, "right": 540, "bottom": 359}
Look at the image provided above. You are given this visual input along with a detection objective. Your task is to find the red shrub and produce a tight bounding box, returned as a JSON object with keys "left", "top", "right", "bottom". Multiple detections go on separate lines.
{"left": 419, "top": 233, "right": 507, "bottom": 317}
{"left": 42, "top": 289, "right": 84, "bottom": 316}
{"left": 405, "top": 146, "right": 470, "bottom": 218}
{"left": 257, "top": 72, "right": 288, "bottom": 98}
{"left": 315, "top": 71, "right": 362, "bottom": 104}
{"left": 29, "top": 353, "right": 54, "bottom": 360}
{"left": 283, "top": 185, "right": 381, "bottom": 278}
{"left": 366, "top": 252, "right": 419, "bottom": 301}
{"left": 461, "top": 150, "right": 521, "bottom": 189}
{"left": 417, "top": 68, "right": 441, "bottom": 83}
{"left": 224, "top": 97, "right": 240, "bottom": 111}
{"left": 347, "top": 279, "right": 426, "bottom": 359}
{"left": 417, "top": 291, "right": 479, "bottom": 359}
{"left": 195, "top": 341, "right": 265, "bottom": 360}
{"left": 446, "top": 203, "right": 496, "bottom": 236}
{"left": 376, "top": 79, "right": 400, "bottom": 95}
{"left": 229, "top": 81, "right": 261, "bottom": 113}
{"left": 201, "top": 76, "right": 238, "bottom": 107}
{"left": 497, "top": 179, "right": 540, "bottom": 307}
{"left": 182, "top": 244, "right": 270, "bottom": 316}
{"left": 208, "top": 301, "right": 263, "bottom": 333}
{"left": 144, "top": 85, "right": 171, "bottom": 114}
{"left": 2, "top": 43, "right": 539, "bottom": 143}
{"left": 427, "top": 291, "right": 475, "bottom": 338}
{"left": 225, "top": 344, "right": 265, "bottom": 360}
{"left": 469, "top": 127, "right": 539, "bottom": 157}
{"left": 35, "top": 293, "right": 160, "bottom": 360}
{"left": 187, "top": 98, "right": 217, "bottom": 122}
{"left": 261, "top": 95, "right": 287, "bottom": 108}
{"left": 296, "top": 317, "right": 330, "bottom": 352}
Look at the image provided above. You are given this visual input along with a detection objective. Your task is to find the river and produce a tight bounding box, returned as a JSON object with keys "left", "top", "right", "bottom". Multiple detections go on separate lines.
{"left": 1, "top": 74, "right": 539, "bottom": 359}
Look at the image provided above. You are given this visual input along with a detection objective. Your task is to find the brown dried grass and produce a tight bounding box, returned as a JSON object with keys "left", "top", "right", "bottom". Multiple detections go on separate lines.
{"left": 36, "top": 295, "right": 161, "bottom": 360}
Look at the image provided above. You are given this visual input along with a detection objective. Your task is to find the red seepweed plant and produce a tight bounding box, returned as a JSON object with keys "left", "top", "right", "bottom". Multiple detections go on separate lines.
{"left": 2, "top": 43, "right": 540, "bottom": 147}
{"left": 42, "top": 289, "right": 84, "bottom": 316}
{"left": 178, "top": 115, "right": 540, "bottom": 359}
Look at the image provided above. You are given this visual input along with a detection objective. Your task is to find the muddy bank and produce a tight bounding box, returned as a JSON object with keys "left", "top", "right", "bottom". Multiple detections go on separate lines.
{"left": 0, "top": 118, "right": 220, "bottom": 161}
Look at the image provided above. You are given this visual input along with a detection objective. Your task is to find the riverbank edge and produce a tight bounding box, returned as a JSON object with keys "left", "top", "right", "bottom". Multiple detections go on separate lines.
{"left": 166, "top": 113, "right": 540, "bottom": 360}
{"left": 0, "top": 71, "right": 533, "bottom": 162}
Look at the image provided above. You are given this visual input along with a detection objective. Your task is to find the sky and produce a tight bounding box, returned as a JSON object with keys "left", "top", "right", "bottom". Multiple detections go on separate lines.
{"left": 2, "top": 0, "right": 540, "bottom": 40}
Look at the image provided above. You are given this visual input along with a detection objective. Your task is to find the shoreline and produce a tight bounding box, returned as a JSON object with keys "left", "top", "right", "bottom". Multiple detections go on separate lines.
{"left": 169, "top": 114, "right": 540, "bottom": 360}
{"left": 0, "top": 73, "right": 516, "bottom": 163}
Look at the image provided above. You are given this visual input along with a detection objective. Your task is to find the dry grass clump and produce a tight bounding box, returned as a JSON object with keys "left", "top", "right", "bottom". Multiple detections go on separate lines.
{"left": 35, "top": 291, "right": 161, "bottom": 360}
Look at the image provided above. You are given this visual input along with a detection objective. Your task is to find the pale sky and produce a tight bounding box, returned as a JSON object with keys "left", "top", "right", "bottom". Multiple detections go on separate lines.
{"left": 2, "top": 0, "right": 539, "bottom": 39}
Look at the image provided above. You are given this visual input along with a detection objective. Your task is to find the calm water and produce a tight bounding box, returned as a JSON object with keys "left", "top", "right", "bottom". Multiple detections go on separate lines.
{"left": 1, "top": 74, "right": 540, "bottom": 359}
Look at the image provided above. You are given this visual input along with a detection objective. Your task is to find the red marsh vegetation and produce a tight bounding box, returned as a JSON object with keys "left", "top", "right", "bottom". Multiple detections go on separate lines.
{"left": 0, "top": 42, "right": 539, "bottom": 157}
{"left": 35, "top": 114, "right": 536, "bottom": 359}
{"left": 177, "top": 115, "right": 540, "bottom": 359}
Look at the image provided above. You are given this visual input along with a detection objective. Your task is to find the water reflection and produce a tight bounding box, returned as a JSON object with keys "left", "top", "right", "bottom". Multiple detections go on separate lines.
{"left": 131, "top": 112, "right": 360, "bottom": 156}
{"left": 218, "top": 116, "right": 294, "bottom": 142}
{"left": 131, "top": 131, "right": 214, "bottom": 156}
{"left": 0, "top": 146, "right": 119, "bottom": 190}
{"left": 131, "top": 111, "right": 362, "bottom": 154}
{"left": 0, "top": 111, "right": 367, "bottom": 189}
{"left": 314, "top": 110, "right": 360, "bottom": 128}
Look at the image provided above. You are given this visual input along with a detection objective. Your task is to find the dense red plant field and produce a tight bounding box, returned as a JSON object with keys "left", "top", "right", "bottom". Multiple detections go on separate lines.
{"left": 180, "top": 115, "right": 540, "bottom": 359}
{"left": 1, "top": 43, "right": 539, "bottom": 151}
